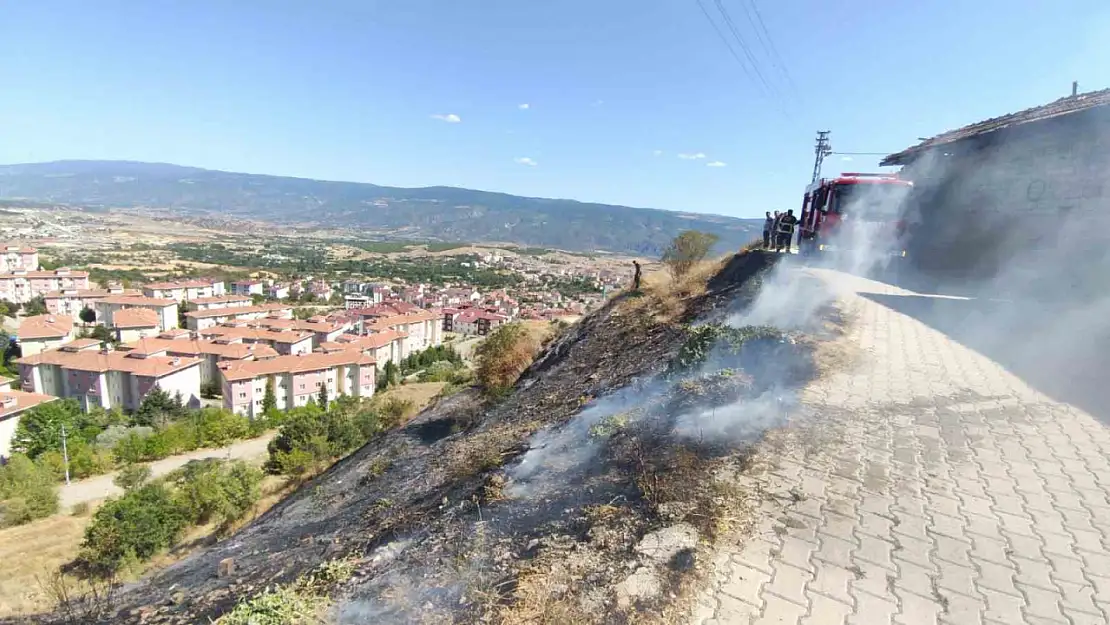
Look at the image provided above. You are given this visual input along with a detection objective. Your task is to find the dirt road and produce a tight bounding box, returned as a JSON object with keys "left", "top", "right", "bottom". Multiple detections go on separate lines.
{"left": 692, "top": 268, "right": 1110, "bottom": 624}
{"left": 58, "top": 433, "right": 275, "bottom": 510}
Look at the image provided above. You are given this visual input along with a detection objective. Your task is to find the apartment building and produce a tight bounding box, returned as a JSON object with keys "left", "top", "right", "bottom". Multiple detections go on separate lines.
{"left": 0, "top": 377, "right": 56, "bottom": 461}
{"left": 453, "top": 310, "right": 508, "bottom": 336}
{"left": 17, "top": 343, "right": 203, "bottom": 412}
{"left": 188, "top": 294, "right": 253, "bottom": 311}
{"left": 268, "top": 284, "right": 290, "bottom": 300}
{"left": 94, "top": 295, "right": 179, "bottom": 332}
{"left": 251, "top": 316, "right": 350, "bottom": 348}
{"left": 112, "top": 308, "right": 161, "bottom": 343}
{"left": 0, "top": 245, "right": 39, "bottom": 273}
{"left": 44, "top": 286, "right": 138, "bottom": 319}
{"left": 17, "top": 314, "right": 78, "bottom": 356}
{"left": 119, "top": 334, "right": 278, "bottom": 388}
{"left": 142, "top": 278, "right": 226, "bottom": 301}
{"left": 197, "top": 324, "right": 313, "bottom": 356}
{"left": 0, "top": 268, "right": 90, "bottom": 304}
{"left": 230, "top": 280, "right": 264, "bottom": 296}
{"left": 364, "top": 309, "right": 443, "bottom": 354}
{"left": 220, "top": 350, "right": 376, "bottom": 418}
{"left": 183, "top": 304, "right": 294, "bottom": 331}
{"left": 318, "top": 329, "right": 407, "bottom": 371}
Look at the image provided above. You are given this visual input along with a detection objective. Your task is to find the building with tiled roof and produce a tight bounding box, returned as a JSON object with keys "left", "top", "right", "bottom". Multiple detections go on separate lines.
{"left": 17, "top": 342, "right": 202, "bottom": 412}
{"left": 187, "top": 294, "right": 253, "bottom": 311}
{"left": 219, "top": 350, "right": 376, "bottom": 418}
{"left": 0, "top": 268, "right": 89, "bottom": 304}
{"left": 142, "top": 278, "right": 226, "bottom": 301}
{"left": 0, "top": 374, "right": 56, "bottom": 460}
{"left": 44, "top": 286, "right": 139, "bottom": 320}
{"left": 16, "top": 314, "right": 77, "bottom": 356}
{"left": 111, "top": 308, "right": 161, "bottom": 343}
{"left": 0, "top": 244, "right": 39, "bottom": 274}
{"left": 197, "top": 324, "right": 314, "bottom": 356}
{"left": 94, "top": 295, "right": 179, "bottom": 332}
{"left": 119, "top": 335, "right": 278, "bottom": 388}
{"left": 317, "top": 329, "right": 407, "bottom": 370}
{"left": 183, "top": 304, "right": 294, "bottom": 331}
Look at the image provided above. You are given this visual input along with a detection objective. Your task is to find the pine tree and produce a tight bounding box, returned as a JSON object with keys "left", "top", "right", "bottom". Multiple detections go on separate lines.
{"left": 317, "top": 381, "right": 329, "bottom": 410}
{"left": 262, "top": 378, "right": 277, "bottom": 415}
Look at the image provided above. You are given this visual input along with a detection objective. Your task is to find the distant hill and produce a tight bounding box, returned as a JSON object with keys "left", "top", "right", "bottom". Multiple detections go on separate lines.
{"left": 0, "top": 160, "right": 762, "bottom": 255}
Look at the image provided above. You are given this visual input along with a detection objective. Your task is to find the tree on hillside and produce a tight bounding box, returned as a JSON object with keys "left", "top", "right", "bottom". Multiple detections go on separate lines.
{"left": 474, "top": 323, "right": 541, "bottom": 397}
{"left": 662, "top": 230, "right": 719, "bottom": 279}
{"left": 79, "top": 307, "right": 97, "bottom": 324}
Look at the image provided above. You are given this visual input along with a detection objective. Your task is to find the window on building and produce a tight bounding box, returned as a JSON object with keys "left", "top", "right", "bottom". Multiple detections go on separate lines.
{"left": 239, "top": 392, "right": 246, "bottom": 399}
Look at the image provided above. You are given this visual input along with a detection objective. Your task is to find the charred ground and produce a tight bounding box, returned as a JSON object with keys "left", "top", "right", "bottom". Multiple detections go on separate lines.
{"left": 26, "top": 250, "right": 835, "bottom": 625}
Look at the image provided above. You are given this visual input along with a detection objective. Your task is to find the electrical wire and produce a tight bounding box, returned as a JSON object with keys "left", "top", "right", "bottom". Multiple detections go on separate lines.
{"left": 711, "top": 0, "right": 777, "bottom": 97}
{"left": 743, "top": 0, "right": 799, "bottom": 95}
{"left": 693, "top": 0, "right": 765, "bottom": 95}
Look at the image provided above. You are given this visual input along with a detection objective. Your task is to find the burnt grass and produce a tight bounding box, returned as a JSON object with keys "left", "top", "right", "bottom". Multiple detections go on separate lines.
{"left": 30, "top": 251, "right": 820, "bottom": 625}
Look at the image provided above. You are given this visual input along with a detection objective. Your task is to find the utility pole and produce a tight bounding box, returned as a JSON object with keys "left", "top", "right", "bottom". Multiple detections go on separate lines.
{"left": 60, "top": 424, "right": 71, "bottom": 486}
{"left": 811, "top": 130, "right": 832, "bottom": 183}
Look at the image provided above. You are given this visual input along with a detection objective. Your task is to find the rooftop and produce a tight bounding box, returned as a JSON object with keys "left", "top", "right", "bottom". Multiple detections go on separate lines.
{"left": 18, "top": 348, "right": 203, "bottom": 377}
{"left": 144, "top": 278, "right": 221, "bottom": 290}
{"left": 219, "top": 350, "right": 375, "bottom": 381}
{"left": 113, "top": 307, "right": 161, "bottom": 329}
{"left": 121, "top": 337, "right": 279, "bottom": 360}
{"left": 190, "top": 294, "right": 253, "bottom": 305}
{"left": 97, "top": 295, "right": 177, "bottom": 307}
{"left": 185, "top": 304, "right": 292, "bottom": 319}
{"left": 0, "top": 390, "right": 56, "bottom": 418}
{"left": 883, "top": 87, "right": 1110, "bottom": 166}
{"left": 0, "top": 269, "right": 89, "bottom": 279}
{"left": 43, "top": 288, "right": 138, "bottom": 299}
{"left": 18, "top": 314, "right": 74, "bottom": 340}
{"left": 199, "top": 325, "right": 314, "bottom": 345}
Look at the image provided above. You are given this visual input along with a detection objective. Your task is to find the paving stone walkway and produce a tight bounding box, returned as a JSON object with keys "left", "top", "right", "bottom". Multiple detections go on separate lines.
{"left": 692, "top": 269, "right": 1110, "bottom": 625}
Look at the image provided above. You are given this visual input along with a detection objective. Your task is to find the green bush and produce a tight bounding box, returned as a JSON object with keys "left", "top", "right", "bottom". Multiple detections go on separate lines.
{"left": 112, "top": 431, "right": 151, "bottom": 465}
{"left": 114, "top": 463, "right": 152, "bottom": 492}
{"left": 78, "top": 483, "right": 188, "bottom": 575}
{"left": 11, "top": 399, "right": 84, "bottom": 459}
{"left": 169, "top": 459, "right": 262, "bottom": 527}
{"left": 195, "top": 407, "right": 250, "bottom": 447}
{"left": 0, "top": 454, "right": 59, "bottom": 526}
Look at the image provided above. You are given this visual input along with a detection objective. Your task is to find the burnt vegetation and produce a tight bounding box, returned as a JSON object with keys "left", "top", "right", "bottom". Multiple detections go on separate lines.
{"left": 20, "top": 250, "right": 831, "bottom": 625}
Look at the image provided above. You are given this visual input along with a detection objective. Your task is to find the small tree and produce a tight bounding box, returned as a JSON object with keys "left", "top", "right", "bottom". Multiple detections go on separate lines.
{"left": 261, "top": 378, "right": 277, "bottom": 414}
{"left": 661, "top": 230, "right": 719, "bottom": 279}
{"left": 474, "top": 323, "right": 541, "bottom": 397}
{"left": 113, "top": 463, "right": 152, "bottom": 492}
{"left": 12, "top": 399, "right": 82, "bottom": 459}
{"left": 0, "top": 454, "right": 59, "bottom": 526}
{"left": 23, "top": 296, "right": 47, "bottom": 316}
{"left": 317, "top": 382, "right": 329, "bottom": 410}
{"left": 79, "top": 307, "right": 97, "bottom": 324}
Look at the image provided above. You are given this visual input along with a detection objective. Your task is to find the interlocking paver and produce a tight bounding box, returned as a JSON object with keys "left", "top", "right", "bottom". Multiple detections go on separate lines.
{"left": 689, "top": 269, "right": 1110, "bottom": 624}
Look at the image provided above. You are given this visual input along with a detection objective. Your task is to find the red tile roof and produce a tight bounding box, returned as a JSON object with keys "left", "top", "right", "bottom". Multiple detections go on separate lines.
{"left": 219, "top": 350, "right": 375, "bottom": 381}
{"left": 18, "top": 314, "right": 74, "bottom": 340}
{"left": 18, "top": 348, "right": 202, "bottom": 377}
{"left": 97, "top": 295, "right": 177, "bottom": 307}
{"left": 185, "top": 304, "right": 292, "bottom": 319}
{"left": 0, "top": 390, "right": 56, "bottom": 418}
{"left": 122, "top": 337, "right": 279, "bottom": 360}
{"left": 112, "top": 308, "right": 160, "bottom": 329}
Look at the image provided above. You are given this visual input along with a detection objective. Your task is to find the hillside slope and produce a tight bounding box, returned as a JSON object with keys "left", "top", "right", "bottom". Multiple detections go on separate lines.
{"left": 21, "top": 251, "right": 837, "bottom": 625}
{"left": 0, "top": 161, "right": 762, "bottom": 254}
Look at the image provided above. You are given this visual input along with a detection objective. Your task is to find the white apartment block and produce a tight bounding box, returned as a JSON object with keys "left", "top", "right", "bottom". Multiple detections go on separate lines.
{"left": 44, "top": 286, "right": 138, "bottom": 319}
{"left": 94, "top": 295, "right": 180, "bottom": 332}
{"left": 220, "top": 350, "right": 376, "bottom": 419}
{"left": 0, "top": 245, "right": 39, "bottom": 273}
{"left": 119, "top": 334, "right": 279, "bottom": 388}
{"left": 188, "top": 295, "right": 253, "bottom": 311}
{"left": 183, "top": 304, "right": 293, "bottom": 331}
{"left": 142, "top": 278, "right": 226, "bottom": 301}
{"left": 17, "top": 314, "right": 78, "bottom": 356}
{"left": 17, "top": 342, "right": 202, "bottom": 413}
{"left": 364, "top": 309, "right": 443, "bottom": 355}
{"left": 230, "top": 281, "right": 264, "bottom": 296}
{"left": 0, "top": 269, "right": 90, "bottom": 304}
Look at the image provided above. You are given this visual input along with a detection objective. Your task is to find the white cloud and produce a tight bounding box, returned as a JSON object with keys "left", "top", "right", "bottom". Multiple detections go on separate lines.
{"left": 678, "top": 152, "right": 707, "bottom": 160}
{"left": 706, "top": 161, "right": 727, "bottom": 167}
{"left": 653, "top": 150, "right": 663, "bottom": 157}
{"left": 518, "top": 103, "right": 530, "bottom": 110}
{"left": 430, "top": 113, "right": 461, "bottom": 123}
{"left": 591, "top": 99, "right": 605, "bottom": 107}
{"left": 514, "top": 157, "right": 538, "bottom": 167}
{"left": 841, "top": 156, "right": 853, "bottom": 162}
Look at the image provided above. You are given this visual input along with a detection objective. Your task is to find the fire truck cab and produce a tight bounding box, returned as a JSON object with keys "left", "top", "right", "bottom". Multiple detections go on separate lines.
{"left": 797, "top": 173, "right": 914, "bottom": 257}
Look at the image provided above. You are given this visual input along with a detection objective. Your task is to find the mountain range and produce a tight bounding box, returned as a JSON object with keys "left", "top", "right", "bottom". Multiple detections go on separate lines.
{"left": 0, "top": 160, "right": 762, "bottom": 255}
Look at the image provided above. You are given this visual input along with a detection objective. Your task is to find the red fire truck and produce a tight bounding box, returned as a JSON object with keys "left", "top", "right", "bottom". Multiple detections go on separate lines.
{"left": 797, "top": 172, "right": 914, "bottom": 257}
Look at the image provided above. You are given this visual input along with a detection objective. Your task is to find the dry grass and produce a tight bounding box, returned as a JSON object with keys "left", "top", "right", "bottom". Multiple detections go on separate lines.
{"left": 379, "top": 382, "right": 449, "bottom": 414}
{"left": 625, "top": 255, "right": 730, "bottom": 323}
{"left": 0, "top": 514, "right": 93, "bottom": 617}
{"left": 0, "top": 474, "right": 296, "bottom": 619}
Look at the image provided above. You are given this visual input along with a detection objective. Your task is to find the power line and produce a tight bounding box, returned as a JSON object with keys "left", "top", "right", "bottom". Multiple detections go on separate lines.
{"left": 711, "top": 0, "right": 777, "bottom": 97}
{"left": 743, "top": 0, "right": 799, "bottom": 95}
{"left": 830, "top": 152, "right": 895, "bottom": 156}
{"left": 693, "top": 0, "right": 764, "bottom": 94}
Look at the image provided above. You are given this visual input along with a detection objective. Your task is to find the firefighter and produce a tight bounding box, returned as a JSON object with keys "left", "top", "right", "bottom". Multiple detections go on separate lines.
{"left": 762, "top": 211, "right": 774, "bottom": 249}
{"left": 771, "top": 211, "right": 782, "bottom": 249}
{"left": 777, "top": 209, "right": 798, "bottom": 253}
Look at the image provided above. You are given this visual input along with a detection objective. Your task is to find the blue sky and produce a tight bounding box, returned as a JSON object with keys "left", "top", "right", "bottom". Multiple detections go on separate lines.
{"left": 2, "top": 0, "right": 1109, "bottom": 218}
